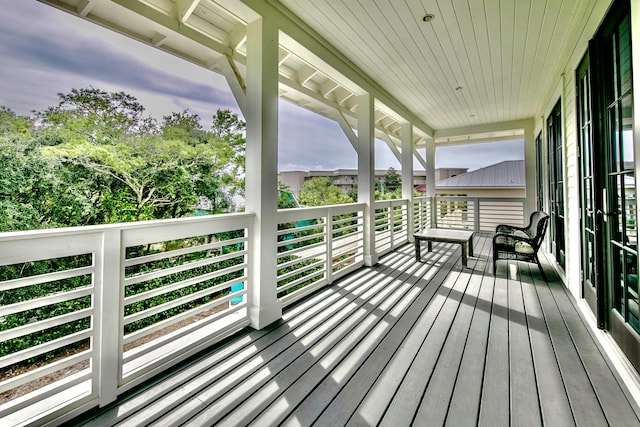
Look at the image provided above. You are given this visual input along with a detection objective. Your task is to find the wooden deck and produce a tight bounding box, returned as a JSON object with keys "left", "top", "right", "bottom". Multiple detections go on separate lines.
{"left": 75, "top": 235, "right": 640, "bottom": 426}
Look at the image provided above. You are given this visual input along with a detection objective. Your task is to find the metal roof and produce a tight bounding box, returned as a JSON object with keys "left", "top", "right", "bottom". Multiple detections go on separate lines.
{"left": 436, "top": 160, "right": 525, "bottom": 189}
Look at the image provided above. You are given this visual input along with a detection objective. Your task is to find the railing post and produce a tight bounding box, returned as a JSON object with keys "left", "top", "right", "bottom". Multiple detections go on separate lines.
{"left": 388, "top": 203, "right": 394, "bottom": 250}
{"left": 473, "top": 197, "right": 480, "bottom": 231}
{"left": 96, "top": 228, "right": 122, "bottom": 406}
{"left": 430, "top": 196, "right": 438, "bottom": 228}
{"left": 326, "top": 208, "right": 333, "bottom": 284}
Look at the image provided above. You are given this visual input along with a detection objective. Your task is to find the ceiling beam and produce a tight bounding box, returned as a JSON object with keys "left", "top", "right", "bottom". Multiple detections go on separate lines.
{"left": 433, "top": 119, "right": 532, "bottom": 140}
{"left": 76, "top": 0, "right": 94, "bottom": 18}
{"left": 225, "top": 23, "right": 247, "bottom": 50}
{"left": 175, "top": 0, "right": 200, "bottom": 23}
{"left": 240, "top": 0, "right": 434, "bottom": 138}
{"left": 110, "top": 0, "right": 231, "bottom": 56}
{"left": 215, "top": 54, "right": 247, "bottom": 117}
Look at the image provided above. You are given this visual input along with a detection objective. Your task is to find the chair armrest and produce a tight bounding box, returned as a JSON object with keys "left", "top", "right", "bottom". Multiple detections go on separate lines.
{"left": 496, "top": 224, "right": 527, "bottom": 235}
{"left": 493, "top": 233, "right": 535, "bottom": 246}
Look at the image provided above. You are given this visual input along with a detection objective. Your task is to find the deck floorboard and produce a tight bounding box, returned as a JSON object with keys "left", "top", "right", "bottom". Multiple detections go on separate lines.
{"left": 75, "top": 235, "right": 640, "bottom": 427}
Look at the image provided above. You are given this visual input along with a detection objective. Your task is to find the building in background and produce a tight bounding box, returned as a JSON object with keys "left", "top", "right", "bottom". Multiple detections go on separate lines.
{"left": 279, "top": 167, "right": 468, "bottom": 197}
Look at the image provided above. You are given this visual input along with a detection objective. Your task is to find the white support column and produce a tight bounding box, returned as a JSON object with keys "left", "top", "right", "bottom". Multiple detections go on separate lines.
{"left": 357, "top": 93, "right": 378, "bottom": 266}
{"left": 401, "top": 122, "right": 414, "bottom": 241}
{"left": 245, "top": 17, "right": 282, "bottom": 329}
{"left": 425, "top": 139, "right": 436, "bottom": 197}
{"left": 97, "top": 228, "right": 122, "bottom": 407}
{"left": 425, "top": 139, "right": 436, "bottom": 227}
{"left": 523, "top": 120, "right": 536, "bottom": 218}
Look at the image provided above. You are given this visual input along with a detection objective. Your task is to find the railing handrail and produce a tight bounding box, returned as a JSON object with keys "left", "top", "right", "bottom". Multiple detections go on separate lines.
{"left": 0, "top": 211, "right": 256, "bottom": 242}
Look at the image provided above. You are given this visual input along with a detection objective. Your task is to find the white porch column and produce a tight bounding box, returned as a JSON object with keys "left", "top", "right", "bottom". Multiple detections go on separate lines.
{"left": 357, "top": 93, "right": 378, "bottom": 266}
{"left": 523, "top": 120, "right": 536, "bottom": 218}
{"left": 245, "top": 17, "right": 282, "bottom": 329}
{"left": 401, "top": 122, "right": 414, "bottom": 241}
{"left": 425, "top": 139, "right": 436, "bottom": 197}
{"left": 425, "top": 139, "right": 436, "bottom": 227}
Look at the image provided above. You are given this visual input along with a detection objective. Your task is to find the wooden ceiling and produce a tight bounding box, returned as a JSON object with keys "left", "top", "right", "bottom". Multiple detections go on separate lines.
{"left": 39, "top": 0, "right": 598, "bottom": 146}
{"left": 279, "top": 0, "right": 589, "bottom": 130}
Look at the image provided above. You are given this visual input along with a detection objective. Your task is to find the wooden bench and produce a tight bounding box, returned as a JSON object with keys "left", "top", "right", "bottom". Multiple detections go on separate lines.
{"left": 414, "top": 228, "right": 474, "bottom": 267}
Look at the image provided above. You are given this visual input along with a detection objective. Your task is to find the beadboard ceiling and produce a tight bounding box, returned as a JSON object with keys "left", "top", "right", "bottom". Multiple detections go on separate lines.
{"left": 39, "top": 0, "right": 595, "bottom": 146}
{"left": 279, "top": 0, "right": 586, "bottom": 130}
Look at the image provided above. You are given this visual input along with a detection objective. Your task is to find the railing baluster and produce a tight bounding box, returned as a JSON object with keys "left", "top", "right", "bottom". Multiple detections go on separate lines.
{"left": 96, "top": 228, "right": 123, "bottom": 407}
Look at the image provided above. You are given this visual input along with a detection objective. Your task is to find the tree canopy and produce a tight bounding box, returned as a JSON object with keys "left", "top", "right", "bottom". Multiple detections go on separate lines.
{"left": 298, "top": 177, "right": 354, "bottom": 206}
{"left": 384, "top": 167, "right": 401, "bottom": 193}
{"left": 0, "top": 87, "right": 246, "bottom": 231}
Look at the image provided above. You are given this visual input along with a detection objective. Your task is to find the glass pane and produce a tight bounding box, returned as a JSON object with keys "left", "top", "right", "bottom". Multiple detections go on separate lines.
{"left": 582, "top": 127, "right": 591, "bottom": 176}
{"left": 620, "top": 17, "right": 631, "bottom": 96}
{"left": 621, "top": 95, "right": 634, "bottom": 167}
{"left": 610, "top": 105, "right": 621, "bottom": 170}
{"left": 585, "top": 178, "right": 592, "bottom": 212}
{"left": 614, "top": 245, "right": 624, "bottom": 313}
{"left": 614, "top": 175, "right": 625, "bottom": 240}
{"left": 612, "top": 35, "right": 619, "bottom": 99}
{"left": 626, "top": 178, "right": 637, "bottom": 247}
{"left": 586, "top": 234, "right": 595, "bottom": 285}
{"left": 625, "top": 251, "right": 638, "bottom": 331}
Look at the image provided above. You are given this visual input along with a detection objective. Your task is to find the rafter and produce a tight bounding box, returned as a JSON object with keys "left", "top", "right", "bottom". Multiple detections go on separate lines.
{"left": 175, "top": 0, "right": 200, "bottom": 23}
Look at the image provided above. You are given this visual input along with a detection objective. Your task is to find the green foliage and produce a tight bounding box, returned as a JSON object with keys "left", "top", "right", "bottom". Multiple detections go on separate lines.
{"left": 298, "top": 177, "right": 353, "bottom": 206}
{"left": 0, "top": 90, "right": 248, "bottom": 370}
{"left": 276, "top": 255, "right": 323, "bottom": 298}
{"left": 384, "top": 167, "right": 401, "bottom": 192}
{"left": 278, "top": 181, "right": 299, "bottom": 209}
{"left": 0, "top": 88, "right": 246, "bottom": 229}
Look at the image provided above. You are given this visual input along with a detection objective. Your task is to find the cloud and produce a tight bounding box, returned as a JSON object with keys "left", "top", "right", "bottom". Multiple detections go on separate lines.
{"left": 436, "top": 140, "right": 524, "bottom": 171}
{"left": 278, "top": 102, "right": 356, "bottom": 170}
{"left": 0, "top": 1, "right": 523, "bottom": 173}
{"left": 0, "top": 1, "right": 236, "bottom": 120}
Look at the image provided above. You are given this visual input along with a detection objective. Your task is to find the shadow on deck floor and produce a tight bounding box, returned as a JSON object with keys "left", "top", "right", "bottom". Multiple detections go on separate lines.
{"left": 72, "top": 235, "right": 640, "bottom": 426}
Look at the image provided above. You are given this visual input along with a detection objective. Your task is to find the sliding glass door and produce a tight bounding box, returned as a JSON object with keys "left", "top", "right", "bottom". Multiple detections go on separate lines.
{"left": 580, "top": 0, "right": 639, "bottom": 370}
{"left": 547, "top": 100, "right": 565, "bottom": 269}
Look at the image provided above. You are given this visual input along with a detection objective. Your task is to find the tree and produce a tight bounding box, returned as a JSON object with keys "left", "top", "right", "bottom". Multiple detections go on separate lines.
{"left": 0, "top": 89, "right": 248, "bottom": 230}
{"left": 38, "top": 87, "right": 158, "bottom": 139}
{"left": 278, "top": 182, "right": 300, "bottom": 209}
{"left": 298, "top": 177, "right": 353, "bottom": 206}
{"left": 37, "top": 88, "right": 245, "bottom": 223}
{"left": 384, "top": 167, "right": 401, "bottom": 192}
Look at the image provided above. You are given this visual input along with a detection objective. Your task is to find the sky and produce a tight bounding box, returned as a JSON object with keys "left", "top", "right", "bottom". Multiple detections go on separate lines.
{"left": 0, "top": 1, "right": 523, "bottom": 172}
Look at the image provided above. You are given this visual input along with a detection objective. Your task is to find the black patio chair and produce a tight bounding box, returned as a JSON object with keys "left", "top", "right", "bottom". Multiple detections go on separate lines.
{"left": 492, "top": 211, "right": 550, "bottom": 281}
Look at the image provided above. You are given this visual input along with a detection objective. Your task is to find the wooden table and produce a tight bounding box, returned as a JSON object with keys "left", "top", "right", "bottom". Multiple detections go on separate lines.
{"left": 414, "top": 228, "right": 474, "bottom": 267}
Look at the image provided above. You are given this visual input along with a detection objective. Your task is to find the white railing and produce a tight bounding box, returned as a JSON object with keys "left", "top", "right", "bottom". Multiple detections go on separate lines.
{"left": 413, "top": 197, "right": 432, "bottom": 231}
{"left": 0, "top": 196, "right": 526, "bottom": 425}
{"left": 423, "top": 196, "right": 526, "bottom": 232}
{"left": 0, "top": 213, "right": 253, "bottom": 426}
{"left": 276, "top": 203, "right": 365, "bottom": 307}
{"left": 374, "top": 199, "right": 410, "bottom": 256}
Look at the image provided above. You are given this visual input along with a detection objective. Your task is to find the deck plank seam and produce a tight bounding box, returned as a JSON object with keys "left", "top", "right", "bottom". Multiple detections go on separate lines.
{"left": 195, "top": 252, "right": 442, "bottom": 425}
{"left": 442, "top": 236, "right": 495, "bottom": 426}
{"left": 517, "top": 263, "right": 545, "bottom": 425}
{"left": 195, "top": 244, "right": 460, "bottom": 425}
{"left": 111, "top": 246, "right": 426, "bottom": 425}
{"left": 378, "top": 240, "right": 487, "bottom": 424}
{"left": 320, "top": 240, "right": 488, "bottom": 427}
{"left": 541, "top": 268, "right": 640, "bottom": 426}
{"left": 411, "top": 237, "right": 492, "bottom": 425}
{"left": 529, "top": 263, "right": 585, "bottom": 426}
